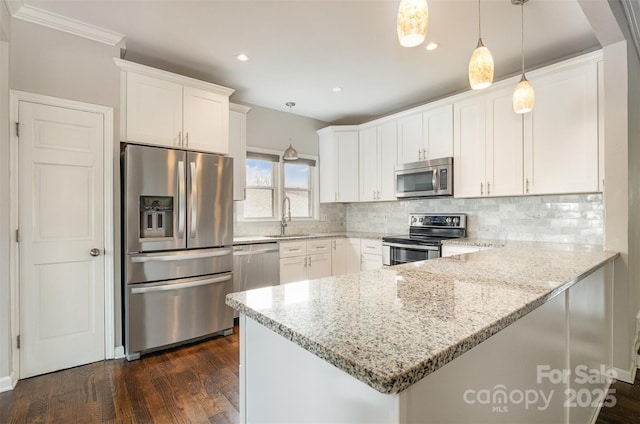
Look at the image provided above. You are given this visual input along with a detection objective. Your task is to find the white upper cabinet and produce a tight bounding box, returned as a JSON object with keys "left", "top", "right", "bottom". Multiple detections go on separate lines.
{"left": 454, "top": 97, "right": 486, "bottom": 198}
{"left": 125, "top": 72, "right": 183, "bottom": 147}
{"left": 115, "top": 58, "right": 234, "bottom": 154}
{"left": 423, "top": 104, "right": 454, "bottom": 160}
{"left": 229, "top": 103, "right": 251, "bottom": 201}
{"left": 359, "top": 121, "right": 397, "bottom": 202}
{"left": 397, "top": 113, "right": 423, "bottom": 163}
{"left": 524, "top": 62, "right": 599, "bottom": 195}
{"left": 318, "top": 127, "right": 359, "bottom": 203}
{"left": 397, "top": 104, "right": 453, "bottom": 164}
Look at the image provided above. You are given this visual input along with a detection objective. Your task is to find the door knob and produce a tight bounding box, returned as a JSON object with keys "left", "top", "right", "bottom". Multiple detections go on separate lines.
{"left": 90, "top": 248, "right": 101, "bottom": 257}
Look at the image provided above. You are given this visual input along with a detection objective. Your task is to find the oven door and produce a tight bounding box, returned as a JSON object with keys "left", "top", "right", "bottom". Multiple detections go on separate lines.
{"left": 383, "top": 242, "right": 440, "bottom": 266}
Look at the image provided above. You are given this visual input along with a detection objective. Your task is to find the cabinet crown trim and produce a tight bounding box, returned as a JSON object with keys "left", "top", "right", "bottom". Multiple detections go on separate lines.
{"left": 230, "top": 103, "right": 252, "bottom": 114}
{"left": 114, "top": 58, "right": 235, "bottom": 96}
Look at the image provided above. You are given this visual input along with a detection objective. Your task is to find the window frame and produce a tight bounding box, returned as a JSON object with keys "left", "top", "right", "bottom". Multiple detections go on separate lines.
{"left": 237, "top": 147, "right": 319, "bottom": 223}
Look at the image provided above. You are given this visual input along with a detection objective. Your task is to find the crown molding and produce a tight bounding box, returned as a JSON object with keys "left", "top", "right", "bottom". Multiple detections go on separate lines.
{"left": 621, "top": 0, "right": 640, "bottom": 61}
{"left": 6, "top": 1, "right": 125, "bottom": 46}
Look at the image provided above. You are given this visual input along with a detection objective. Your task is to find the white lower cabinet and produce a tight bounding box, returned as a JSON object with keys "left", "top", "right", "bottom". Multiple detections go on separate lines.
{"left": 279, "top": 239, "right": 332, "bottom": 284}
{"left": 360, "top": 239, "right": 383, "bottom": 271}
{"left": 331, "top": 238, "right": 361, "bottom": 276}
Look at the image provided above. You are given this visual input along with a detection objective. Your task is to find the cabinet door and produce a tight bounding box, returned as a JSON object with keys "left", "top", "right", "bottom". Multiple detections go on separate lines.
{"left": 332, "top": 238, "right": 361, "bottom": 276}
{"left": 525, "top": 63, "right": 598, "bottom": 195}
{"left": 424, "top": 104, "right": 453, "bottom": 160}
{"left": 378, "top": 121, "right": 398, "bottom": 201}
{"left": 307, "top": 253, "right": 332, "bottom": 280}
{"left": 337, "top": 132, "right": 359, "bottom": 202}
{"left": 229, "top": 109, "right": 247, "bottom": 200}
{"left": 397, "top": 113, "right": 423, "bottom": 164}
{"left": 279, "top": 257, "right": 307, "bottom": 284}
{"left": 360, "top": 253, "right": 382, "bottom": 271}
{"left": 126, "top": 72, "right": 182, "bottom": 147}
{"left": 183, "top": 86, "right": 229, "bottom": 154}
{"left": 319, "top": 133, "right": 337, "bottom": 203}
{"left": 453, "top": 97, "right": 486, "bottom": 198}
{"left": 359, "top": 127, "right": 378, "bottom": 202}
{"left": 486, "top": 89, "right": 523, "bottom": 197}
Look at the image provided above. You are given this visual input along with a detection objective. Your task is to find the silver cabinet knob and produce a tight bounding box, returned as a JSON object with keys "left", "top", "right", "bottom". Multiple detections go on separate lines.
{"left": 90, "top": 248, "right": 101, "bottom": 257}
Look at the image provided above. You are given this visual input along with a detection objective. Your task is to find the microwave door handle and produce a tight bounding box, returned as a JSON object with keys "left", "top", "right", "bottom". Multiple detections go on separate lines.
{"left": 177, "top": 160, "right": 185, "bottom": 238}
{"left": 432, "top": 170, "right": 439, "bottom": 193}
{"left": 190, "top": 161, "right": 197, "bottom": 239}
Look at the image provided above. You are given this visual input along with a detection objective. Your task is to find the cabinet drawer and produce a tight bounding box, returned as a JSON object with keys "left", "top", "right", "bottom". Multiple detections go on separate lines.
{"left": 360, "top": 239, "right": 382, "bottom": 256}
{"left": 307, "top": 239, "right": 332, "bottom": 254}
{"left": 279, "top": 241, "right": 307, "bottom": 258}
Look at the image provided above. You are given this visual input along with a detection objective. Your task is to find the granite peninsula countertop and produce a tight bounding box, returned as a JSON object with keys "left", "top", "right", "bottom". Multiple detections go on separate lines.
{"left": 233, "top": 231, "right": 386, "bottom": 245}
{"left": 226, "top": 241, "right": 618, "bottom": 395}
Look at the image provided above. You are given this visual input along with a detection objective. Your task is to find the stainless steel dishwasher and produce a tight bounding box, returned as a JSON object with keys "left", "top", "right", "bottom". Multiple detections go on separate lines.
{"left": 232, "top": 242, "right": 280, "bottom": 317}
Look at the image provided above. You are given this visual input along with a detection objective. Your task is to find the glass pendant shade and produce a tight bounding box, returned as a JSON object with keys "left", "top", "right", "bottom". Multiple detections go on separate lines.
{"left": 513, "top": 75, "right": 535, "bottom": 114}
{"left": 468, "top": 39, "right": 494, "bottom": 90}
{"left": 283, "top": 143, "right": 298, "bottom": 161}
{"left": 397, "top": 0, "right": 429, "bottom": 47}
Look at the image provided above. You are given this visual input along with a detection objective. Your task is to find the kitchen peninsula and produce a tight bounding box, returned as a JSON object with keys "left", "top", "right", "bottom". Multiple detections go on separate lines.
{"left": 226, "top": 242, "right": 618, "bottom": 423}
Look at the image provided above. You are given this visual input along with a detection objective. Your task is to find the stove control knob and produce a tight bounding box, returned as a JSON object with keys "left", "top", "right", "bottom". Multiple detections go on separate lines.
{"left": 453, "top": 217, "right": 460, "bottom": 225}
{"left": 445, "top": 217, "right": 452, "bottom": 224}
{"left": 419, "top": 217, "right": 424, "bottom": 223}
{"left": 411, "top": 217, "right": 417, "bottom": 224}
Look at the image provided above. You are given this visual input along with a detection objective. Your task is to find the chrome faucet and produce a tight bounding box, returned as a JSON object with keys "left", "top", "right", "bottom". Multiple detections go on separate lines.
{"left": 281, "top": 196, "right": 291, "bottom": 235}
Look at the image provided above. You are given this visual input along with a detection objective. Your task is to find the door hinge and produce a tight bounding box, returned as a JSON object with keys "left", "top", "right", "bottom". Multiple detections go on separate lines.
{"left": 15, "top": 122, "right": 19, "bottom": 138}
{"left": 17, "top": 335, "right": 20, "bottom": 349}
{"left": 15, "top": 229, "right": 19, "bottom": 243}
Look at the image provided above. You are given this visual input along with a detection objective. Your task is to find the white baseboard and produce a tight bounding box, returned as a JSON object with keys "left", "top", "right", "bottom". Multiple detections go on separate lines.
{"left": 614, "top": 364, "right": 637, "bottom": 384}
{"left": 114, "top": 345, "right": 125, "bottom": 360}
{"left": 0, "top": 372, "right": 16, "bottom": 393}
{"left": 589, "top": 380, "right": 613, "bottom": 424}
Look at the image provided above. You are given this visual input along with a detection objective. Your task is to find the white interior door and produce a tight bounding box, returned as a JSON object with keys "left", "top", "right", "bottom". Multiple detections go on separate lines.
{"left": 19, "top": 101, "right": 106, "bottom": 378}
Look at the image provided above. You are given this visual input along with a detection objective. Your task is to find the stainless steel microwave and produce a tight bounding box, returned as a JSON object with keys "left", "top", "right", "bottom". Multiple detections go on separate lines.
{"left": 395, "top": 157, "right": 453, "bottom": 198}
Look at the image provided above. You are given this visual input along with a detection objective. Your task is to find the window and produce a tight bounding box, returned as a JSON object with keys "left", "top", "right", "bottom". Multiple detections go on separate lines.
{"left": 240, "top": 149, "right": 318, "bottom": 221}
{"left": 244, "top": 152, "right": 278, "bottom": 219}
{"left": 284, "top": 161, "right": 313, "bottom": 218}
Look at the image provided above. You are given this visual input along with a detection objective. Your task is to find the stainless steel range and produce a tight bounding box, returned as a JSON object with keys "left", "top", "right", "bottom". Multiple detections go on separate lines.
{"left": 382, "top": 213, "right": 467, "bottom": 266}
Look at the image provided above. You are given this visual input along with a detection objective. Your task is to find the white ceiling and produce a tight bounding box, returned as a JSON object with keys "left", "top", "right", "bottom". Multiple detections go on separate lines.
{"left": 22, "top": 0, "right": 600, "bottom": 124}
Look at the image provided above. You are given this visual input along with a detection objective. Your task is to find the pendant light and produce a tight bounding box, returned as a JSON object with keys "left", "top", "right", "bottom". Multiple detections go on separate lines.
{"left": 397, "top": 0, "right": 429, "bottom": 48}
{"left": 468, "top": 0, "right": 494, "bottom": 90}
{"left": 512, "top": 0, "right": 534, "bottom": 114}
{"left": 282, "top": 102, "right": 298, "bottom": 161}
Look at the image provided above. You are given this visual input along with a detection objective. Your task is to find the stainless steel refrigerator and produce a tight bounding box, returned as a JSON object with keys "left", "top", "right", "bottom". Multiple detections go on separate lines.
{"left": 121, "top": 143, "right": 234, "bottom": 360}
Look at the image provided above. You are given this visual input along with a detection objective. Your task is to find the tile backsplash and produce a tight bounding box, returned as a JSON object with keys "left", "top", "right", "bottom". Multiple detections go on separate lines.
{"left": 234, "top": 194, "right": 604, "bottom": 245}
{"left": 346, "top": 194, "right": 604, "bottom": 245}
{"left": 234, "top": 203, "right": 346, "bottom": 237}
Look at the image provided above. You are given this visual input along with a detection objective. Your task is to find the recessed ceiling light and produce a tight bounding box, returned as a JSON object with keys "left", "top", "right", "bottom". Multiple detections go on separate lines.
{"left": 425, "top": 42, "right": 439, "bottom": 51}
{"left": 332, "top": 86, "right": 343, "bottom": 93}
{"left": 237, "top": 53, "right": 249, "bottom": 62}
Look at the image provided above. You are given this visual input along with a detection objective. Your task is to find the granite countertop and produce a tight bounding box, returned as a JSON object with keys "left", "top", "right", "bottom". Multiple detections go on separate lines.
{"left": 226, "top": 242, "right": 618, "bottom": 395}
{"left": 233, "top": 231, "right": 386, "bottom": 245}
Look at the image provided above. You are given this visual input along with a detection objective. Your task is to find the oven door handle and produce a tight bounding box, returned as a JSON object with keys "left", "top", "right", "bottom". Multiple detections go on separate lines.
{"left": 382, "top": 242, "right": 440, "bottom": 251}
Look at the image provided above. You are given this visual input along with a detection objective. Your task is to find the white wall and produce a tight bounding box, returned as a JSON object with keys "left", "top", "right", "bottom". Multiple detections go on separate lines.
{"left": 0, "top": 0, "right": 11, "bottom": 385}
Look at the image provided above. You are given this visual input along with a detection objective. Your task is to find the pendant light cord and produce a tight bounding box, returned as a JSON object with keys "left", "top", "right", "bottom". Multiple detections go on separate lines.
{"left": 478, "top": 0, "right": 481, "bottom": 38}
{"left": 521, "top": 1, "right": 525, "bottom": 74}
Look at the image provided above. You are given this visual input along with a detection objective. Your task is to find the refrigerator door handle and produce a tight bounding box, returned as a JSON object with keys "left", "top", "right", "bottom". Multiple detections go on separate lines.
{"left": 190, "top": 161, "right": 198, "bottom": 239}
{"left": 177, "top": 160, "right": 186, "bottom": 238}
{"left": 130, "top": 273, "right": 232, "bottom": 294}
{"left": 130, "top": 249, "right": 233, "bottom": 263}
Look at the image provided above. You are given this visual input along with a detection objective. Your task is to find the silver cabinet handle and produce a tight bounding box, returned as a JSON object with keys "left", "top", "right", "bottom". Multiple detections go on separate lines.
{"left": 525, "top": 178, "right": 530, "bottom": 193}
{"left": 480, "top": 182, "right": 484, "bottom": 196}
{"left": 178, "top": 131, "right": 182, "bottom": 146}
{"left": 308, "top": 256, "right": 312, "bottom": 267}
{"left": 177, "top": 161, "right": 185, "bottom": 238}
{"left": 376, "top": 190, "right": 380, "bottom": 200}
{"left": 304, "top": 257, "right": 308, "bottom": 267}
{"left": 130, "top": 249, "right": 232, "bottom": 263}
{"left": 185, "top": 132, "right": 189, "bottom": 147}
{"left": 190, "top": 161, "right": 198, "bottom": 238}
{"left": 90, "top": 248, "right": 101, "bottom": 257}
{"left": 131, "top": 274, "right": 232, "bottom": 294}
{"left": 487, "top": 181, "right": 491, "bottom": 196}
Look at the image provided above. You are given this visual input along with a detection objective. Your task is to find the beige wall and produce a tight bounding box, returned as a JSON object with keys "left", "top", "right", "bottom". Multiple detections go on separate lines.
{"left": 242, "top": 102, "right": 327, "bottom": 156}
{"left": 0, "top": 1, "right": 11, "bottom": 382}
{"left": 6, "top": 18, "right": 122, "bottom": 373}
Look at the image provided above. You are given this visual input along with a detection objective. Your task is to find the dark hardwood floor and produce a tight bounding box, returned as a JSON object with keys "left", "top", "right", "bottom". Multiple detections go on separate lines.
{"left": 1, "top": 326, "right": 638, "bottom": 423}
{"left": 0, "top": 327, "right": 240, "bottom": 424}
{"left": 596, "top": 371, "right": 640, "bottom": 424}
